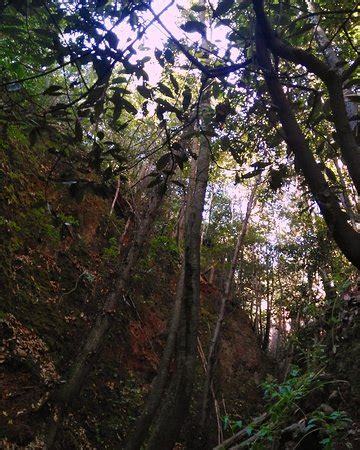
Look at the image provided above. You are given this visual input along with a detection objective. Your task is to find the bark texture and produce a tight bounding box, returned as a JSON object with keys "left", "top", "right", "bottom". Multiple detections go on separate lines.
{"left": 253, "top": 0, "right": 360, "bottom": 270}
{"left": 45, "top": 184, "right": 167, "bottom": 448}
{"left": 253, "top": 0, "right": 360, "bottom": 195}
{"left": 145, "top": 108, "right": 211, "bottom": 449}
{"left": 305, "top": 0, "right": 358, "bottom": 132}
{"left": 200, "top": 180, "right": 258, "bottom": 431}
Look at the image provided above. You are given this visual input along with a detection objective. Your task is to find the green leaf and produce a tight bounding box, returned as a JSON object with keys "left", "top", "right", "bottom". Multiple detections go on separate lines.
{"left": 242, "top": 169, "right": 261, "bottom": 179}
{"left": 112, "top": 76, "right": 128, "bottom": 84}
{"left": 181, "top": 20, "right": 206, "bottom": 38}
{"left": 170, "top": 74, "right": 179, "bottom": 94}
{"left": 156, "top": 153, "right": 172, "bottom": 171}
{"left": 105, "top": 30, "right": 119, "bottom": 49}
{"left": 213, "top": 0, "right": 235, "bottom": 18}
{"left": 43, "top": 85, "right": 64, "bottom": 95}
{"left": 137, "top": 84, "right": 152, "bottom": 99}
{"left": 182, "top": 88, "right": 192, "bottom": 111}
{"left": 157, "top": 99, "right": 177, "bottom": 114}
{"left": 191, "top": 4, "right": 206, "bottom": 12}
{"left": 158, "top": 82, "right": 174, "bottom": 98}
{"left": 86, "top": 85, "right": 106, "bottom": 105}
{"left": 154, "top": 48, "right": 165, "bottom": 67}
{"left": 121, "top": 98, "right": 138, "bottom": 115}
{"left": 164, "top": 48, "right": 175, "bottom": 64}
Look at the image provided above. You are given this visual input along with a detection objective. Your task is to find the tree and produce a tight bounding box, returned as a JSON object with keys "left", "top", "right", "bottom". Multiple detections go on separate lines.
{"left": 200, "top": 177, "right": 259, "bottom": 435}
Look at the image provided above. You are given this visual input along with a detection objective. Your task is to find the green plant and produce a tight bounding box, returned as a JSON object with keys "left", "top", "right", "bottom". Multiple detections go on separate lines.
{"left": 304, "top": 410, "right": 352, "bottom": 449}
{"left": 58, "top": 213, "right": 79, "bottom": 227}
{"left": 251, "top": 367, "right": 353, "bottom": 449}
{"left": 222, "top": 415, "right": 243, "bottom": 434}
{"left": 149, "top": 235, "right": 179, "bottom": 260}
{"left": 103, "top": 236, "right": 119, "bottom": 260}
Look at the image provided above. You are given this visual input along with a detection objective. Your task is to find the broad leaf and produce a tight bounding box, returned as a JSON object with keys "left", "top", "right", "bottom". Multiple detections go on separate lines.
{"left": 181, "top": 20, "right": 206, "bottom": 38}
{"left": 156, "top": 153, "right": 172, "bottom": 171}
{"left": 213, "top": 0, "right": 235, "bottom": 18}
{"left": 158, "top": 82, "right": 174, "bottom": 98}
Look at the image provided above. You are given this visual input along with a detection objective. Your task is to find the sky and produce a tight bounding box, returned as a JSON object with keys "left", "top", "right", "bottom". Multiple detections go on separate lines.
{"left": 110, "top": 1, "right": 294, "bottom": 244}
{"left": 112, "top": 0, "right": 293, "bottom": 238}
{"left": 112, "top": 0, "right": 232, "bottom": 84}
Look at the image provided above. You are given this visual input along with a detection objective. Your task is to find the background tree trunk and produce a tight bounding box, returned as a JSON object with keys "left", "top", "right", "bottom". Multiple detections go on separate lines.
{"left": 200, "top": 180, "right": 258, "bottom": 435}
{"left": 254, "top": 4, "right": 360, "bottom": 269}
{"left": 305, "top": 0, "right": 358, "bottom": 133}
{"left": 45, "top": 183, "right": 168, "bottom": 448}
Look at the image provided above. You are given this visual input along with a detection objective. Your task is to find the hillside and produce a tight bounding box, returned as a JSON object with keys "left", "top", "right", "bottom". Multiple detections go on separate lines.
{"left": 0, "top": 0, "right": 359, "bottom": 448}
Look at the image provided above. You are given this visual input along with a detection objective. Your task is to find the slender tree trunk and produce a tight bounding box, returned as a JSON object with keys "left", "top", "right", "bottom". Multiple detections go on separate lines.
{"left": 254, "top": 299, "right": 259, "bottom": 333}
{"left": 175, "top": 194, "right": 186, "bottom": 245}
{"left": 253, "top": 6, "right": 360, "bottom": 269}
{"left": 146, "top": 104, "right": 212, "bottom": 450}
{"left": 237, "top": 248, "right": 245, "bottom": 295}
{"left": 249, "top": 253, "right": 257, "bottom": 324}
{"left": 258, "top": 293, "right": 263, "bottom": 340}
{"left": 144, "top": 132, "right": 211, "bottom": 450}
{"left": 209, "top": 264, "right": 216, "bottom": 284}
{"left": 141, "top": 20, "right": 213, "bottom": 450}
{"left": 200, "top": 181, "right": 258, "bottom": 433}
{"left": 45, "top": 183, "right": 168, "bottom": 448}
{"left": 201, "top": 185, "right": 214, "bottom": 245}
{"left": 262, "top": 254, "right": 273, "bottom": 351}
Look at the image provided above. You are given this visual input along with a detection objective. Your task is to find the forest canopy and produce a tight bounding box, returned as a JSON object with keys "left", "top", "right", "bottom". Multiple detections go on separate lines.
{"left": 0, "top": 0, "right": 359, "bottom": 449}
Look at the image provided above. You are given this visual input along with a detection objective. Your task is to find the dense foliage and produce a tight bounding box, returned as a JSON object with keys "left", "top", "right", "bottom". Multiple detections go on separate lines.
{"left": 0, "top": 0, "right": 359, "bottom": 448}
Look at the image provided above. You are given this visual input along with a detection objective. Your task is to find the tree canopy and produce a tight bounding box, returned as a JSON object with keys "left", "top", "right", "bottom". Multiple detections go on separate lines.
{"left": 0, "top": 0, "right": 359, "bottom": 448}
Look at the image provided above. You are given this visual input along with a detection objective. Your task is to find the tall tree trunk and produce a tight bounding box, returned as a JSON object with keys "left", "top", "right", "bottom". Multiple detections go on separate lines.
{"left": 175, "top": 194, "right": 186, "bottom": 244}
{"left": 124, "top": 137, "right": 204, "bottom": 450}
{"left": 252, "top": 0, "right": 360, "bottom": 195}
{"left": 262, "top": 253, "right": 273, "bottom": 351}
{"left": 254, "top": 299, "right": 259, "bottom": 333}
{"left": 305, "top": 0, "right": 358, "bottom": 133}
{"left": 209, "top": 264, "right": 216, "bottom": 284}
{"left": 201, "top": 184, "right": 214, "bottom": 245}
{"left": 45, "top": 183, "right": 168, "bottom": 448}
{"left": 253, "top": 2, "right": 360, "bottom": 269}
{"left": 143, "top": 27, "right": 213, "bottom": 450}
{"left": 199, "top": 180, "right": 258, "bottom": 434}
{"left": 258, "top": 292, "right": 263, "bottom": 340}
{"left": 145, "top": 101, "right": 211, "bottom": 450}
{"left": 125, "top": 54, "right": 212, "bottom": 450}
{"left": 333, "top": 157, "right": 360, "bottom": 228}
